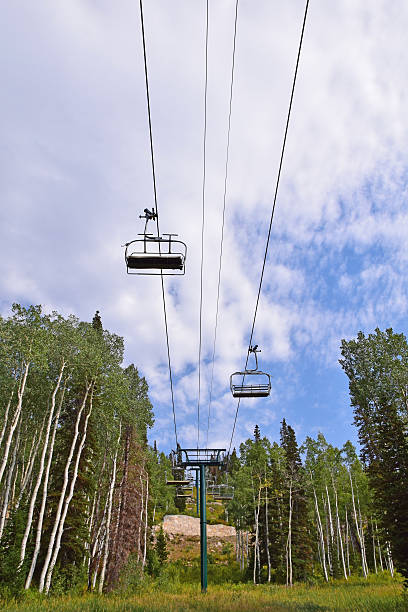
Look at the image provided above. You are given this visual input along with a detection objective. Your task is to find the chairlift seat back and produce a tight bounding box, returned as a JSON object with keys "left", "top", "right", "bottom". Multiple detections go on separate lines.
{"left": 230, "top": 370, "right": 271, "bottom": 399}
{"left": 125, "top": 236, "right": 187, "bottom": 276}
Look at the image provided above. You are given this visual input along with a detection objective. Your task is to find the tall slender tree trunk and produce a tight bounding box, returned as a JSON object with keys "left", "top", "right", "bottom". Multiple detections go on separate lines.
{"left": 44, "top": 389, "right": 94, "bottom": 593}
{"left": 142, "top": 473, "right": 149, "bottom": 569}
{"left": 19, "top": 362, "right": 66, "bottom": 567}
{"left": 323, "top": 493, "right": 333, "bottom": 576}
{"left": 386, "top": 542, "right": 394, "bottom": 577}
{"left": 0, "top": 429, "right": 19, "bottom": 539}
{"left": 286, "top": 480, "right": 293, "bottom": 587}
{"left": 349, "top": 470, "right": 368, "bottom": 578}
{"left": 345, "top": 508, "right": 350, "bottom": 576}
{"left": 375, "top": 521, "right": 383, "bottom": 571}
{"left": 332, "top": 481, "right": 347, "bottom": 580}
{"left": 0, "top": 362, "right": 30, "bottom": 487}
{"left": 99, "top": 423, "right": 121, "bottom": 594}
{"left": 252, "top": 477, "right": 261, "bottom": 585}
{"left": 312, "top": 481, "right": 328, "bottom": 582}
{"left": 39, "top": 381, "right": 93, "bottom": 592}
{"left": 265, "top": 486, "right": 271, "bottom": 582}
{"left": 137, "top": 474, "right": 144, "bottom": 563}
{"left": 371, "top": 517, "right": 377, "bottom": 574}
{"left": 25, "top": 382, "right": 66, "bottom": 589}
{"left": 0, "top": 388, "right": 14, "bottom": 448}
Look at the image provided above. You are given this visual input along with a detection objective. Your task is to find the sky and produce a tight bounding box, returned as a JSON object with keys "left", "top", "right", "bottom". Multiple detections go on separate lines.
{"left": 1, "top": 1, "right": 407, "bottom": 455}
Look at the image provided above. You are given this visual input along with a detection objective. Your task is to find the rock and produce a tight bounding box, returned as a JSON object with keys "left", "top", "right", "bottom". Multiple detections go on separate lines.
{"left": 162, "top": 514, "right": 236, "bottom": 538}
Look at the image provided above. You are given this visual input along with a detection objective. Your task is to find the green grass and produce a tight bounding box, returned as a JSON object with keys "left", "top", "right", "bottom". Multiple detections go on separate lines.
{"left": 1, "top": 576, "right": 405, "bottom": 612}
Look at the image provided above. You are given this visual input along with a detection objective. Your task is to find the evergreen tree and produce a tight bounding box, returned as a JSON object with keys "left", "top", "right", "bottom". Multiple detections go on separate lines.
{"left": 340, "top": 328, "right": 408, "bottom": 578}
{"left": 155, "top": 526, "right": 168, "bottom": 565}
{"left": 92, "top": 310, "right": 103, "bottom": 333}
{"left": 254, "top": 424, "right": 261, "bottom": 443}
{"left": 280, "top": 420, "right": 313, "bottom": 583}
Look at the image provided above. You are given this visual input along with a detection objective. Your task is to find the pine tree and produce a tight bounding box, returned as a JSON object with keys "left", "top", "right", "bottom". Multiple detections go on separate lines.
{"left": 92, "top": 310, "right": 103, "bottom": 333}
{"left": 155, "top": 526, "right": 168, "bottom": 565}
{"left": 254, "top": 425, "right": 261, "bottom": 443}
{"left": 280, "top": 420, "right": 313, "bottom": 583}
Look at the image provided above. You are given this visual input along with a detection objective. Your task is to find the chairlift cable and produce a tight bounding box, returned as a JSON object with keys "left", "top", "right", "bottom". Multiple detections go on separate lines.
{"left": 197, "top": 0, "right": 209, "bottom": 449}
{"left": 139, "top": 0, "right": 178, "bottom": 447}
{"left": 205, "top": 0, "right": 240, "bottom": 447}
{"left": 227, "top": 0, "right": 310, "bottom": 459}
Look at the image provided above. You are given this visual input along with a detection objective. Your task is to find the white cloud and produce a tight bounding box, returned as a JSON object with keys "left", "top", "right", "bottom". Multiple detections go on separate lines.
{"left": 1, "top": 0, "right": 408, "bottom": 451}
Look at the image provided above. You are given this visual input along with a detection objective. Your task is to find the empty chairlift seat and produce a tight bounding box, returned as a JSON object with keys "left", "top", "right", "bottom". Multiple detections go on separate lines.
{"left": 124, "top": 209, "right": 187, "bottom": 275}
{"left": 210, "top": 484, "right": 234, "bottom": 501}
{"left": 230, "top": 345, "right": 271, "bottom": 399}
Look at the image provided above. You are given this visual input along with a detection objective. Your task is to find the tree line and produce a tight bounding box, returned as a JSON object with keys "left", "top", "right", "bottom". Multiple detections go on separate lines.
{"left": 0, "top": 303, "right": 406, "bottom": 592}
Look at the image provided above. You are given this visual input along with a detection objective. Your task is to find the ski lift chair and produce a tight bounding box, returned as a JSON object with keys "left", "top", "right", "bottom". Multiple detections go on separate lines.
{"left": 230, "top": 345, "right": 271, "bottom": 399}
{"left": 213, "top": 484, "right": 234, "bottom": 501}
{"left": 165, "top": 469, "right": 192, "bottom": 486}
{"left": 176, "top": 485, "right": 193, "bottom": 498}
{"left": 124, "top": 208, "right": 187, "bottom": 275}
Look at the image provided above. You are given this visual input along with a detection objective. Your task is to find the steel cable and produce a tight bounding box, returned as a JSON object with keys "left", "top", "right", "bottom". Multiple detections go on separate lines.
{"left": 139, "top": 0, "right": 178, "bottom": 447}
{"left": 205, "top": 0, "right": 240, "bottom": 447}
{"left": 197, "top": 0, "right": 209, "bottom": 449}
{"left": 227, "top": 0, "right": 310, "bottom": 459}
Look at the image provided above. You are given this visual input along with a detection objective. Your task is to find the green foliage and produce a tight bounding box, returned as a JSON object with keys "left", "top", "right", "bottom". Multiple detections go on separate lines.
{"left": 0, "top": 303, "right": 155, "bottom": 595}
{"left": 155, "top": 527, "right": 168, "bottom": 566}
{"left": 340, "top": 328, "right": 408, "bottom": 579}
{"left": 0, "top": 508, "right": 31, "bottom": 597}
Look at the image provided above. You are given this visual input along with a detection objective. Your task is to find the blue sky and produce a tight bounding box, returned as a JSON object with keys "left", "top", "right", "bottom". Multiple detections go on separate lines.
{"left": 1, "top": 1, "right": 407, "bottom": 454}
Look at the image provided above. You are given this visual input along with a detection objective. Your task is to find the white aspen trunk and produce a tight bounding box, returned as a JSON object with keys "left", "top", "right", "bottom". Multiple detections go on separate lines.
{"left": 0, "top": 430, "right": 19, "bottom": 539}
{"left": 0, "top": 389, "right": 14, "bottom": 448}
{"left": 345, "top": 508, "right": 350, "bottom": 576}
{"left": 0, "top": 363, "right": 30, "bottom": 487}
{"left": 44, "top": 391, "right": 94, "bottom": 593}
{"left": 265, "top": 486, "right": 271, "bottom": 582}
{"left": 386, "top": 542, "right": 394, "bottom": 577}
{"left": 137, "top": 474, "right": 144, "bottom": 563}
{"left": 25, "top": 382, "right": 66, "bottom": 589}
{"left": 89, "top": 493, "right": 109, "bottom": 590}
{"left": 19, "top": 431, "right": 36, "bottom": 494}
{"left": 11, "top": 455, "right": 19, "bottom": 507}
{"left": 88, "top": 493, "right": 97, "bottom": 556}
{"left": 376, "top": 522, "right": 383, "bottom": 571}
{"left": 286, "top": 481, "right": 293, "bottom": 587}
{"left": 16, "top": 411, "right": 48, "bottom": 511}
{"left": 142, "top": 474, "right": 149, "bottom": 569}
{"left": 246, "top": 531, "right": 249, "bottom": 567}
{"left": 19, "top": 428, "right": 27, "bottom": 488}
{"left": 333, "top": 482, "right": 347, "bottom": 580}
{"left": 323, "top": 494, "right": 332, "bottom": 577}
{"left": 349, "top": 470, "right": 367, "bottom": 578}
{"left": 19, "top": 363, "right": 66, "bottom": 567}
{"left": 253, "top": 484, "right": 261, "bottom": 584}
{"left": 312, "top": 482, "right": 328, "bottom": 582}
{"left": 356, "top": 491, "right": 368, "bottom": 577}
{"left": 39, "top": 381, "right": 93, "bottom": 592}
{"left": 98, "top": 424, "right": 121, "bottom": 594}
{"left": 326, "top": 485, "right": 335, "bottom": 551}
{"left": 251, "top": 474, "right": 258, "bottom": 585}
{"left": 371, "top": 517, "right": 377, "bottom": 574}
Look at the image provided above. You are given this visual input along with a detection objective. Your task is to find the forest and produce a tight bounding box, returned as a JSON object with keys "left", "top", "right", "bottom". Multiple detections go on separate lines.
{"left": 0, "top": 304, "right": 406, "bottom": 609}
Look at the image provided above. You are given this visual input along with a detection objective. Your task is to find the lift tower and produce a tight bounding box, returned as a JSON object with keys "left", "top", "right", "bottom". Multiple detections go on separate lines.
{"left": 177, "top": 448, "right": 226, "bottom": 593}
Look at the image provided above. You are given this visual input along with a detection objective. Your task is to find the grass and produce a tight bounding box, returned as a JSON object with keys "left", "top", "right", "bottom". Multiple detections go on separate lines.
{"left": 1, "top": 576, "right": 405, "bottom": 612}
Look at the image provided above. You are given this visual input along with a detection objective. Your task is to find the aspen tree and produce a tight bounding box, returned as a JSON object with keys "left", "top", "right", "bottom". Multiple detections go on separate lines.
{"left": 99, "top": 422, "right": 121, "bottom": 593}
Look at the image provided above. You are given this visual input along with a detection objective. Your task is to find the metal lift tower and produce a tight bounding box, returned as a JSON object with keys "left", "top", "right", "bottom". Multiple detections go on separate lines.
{"left": 178, "top": 448, "right": 226, "bottom": 593}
